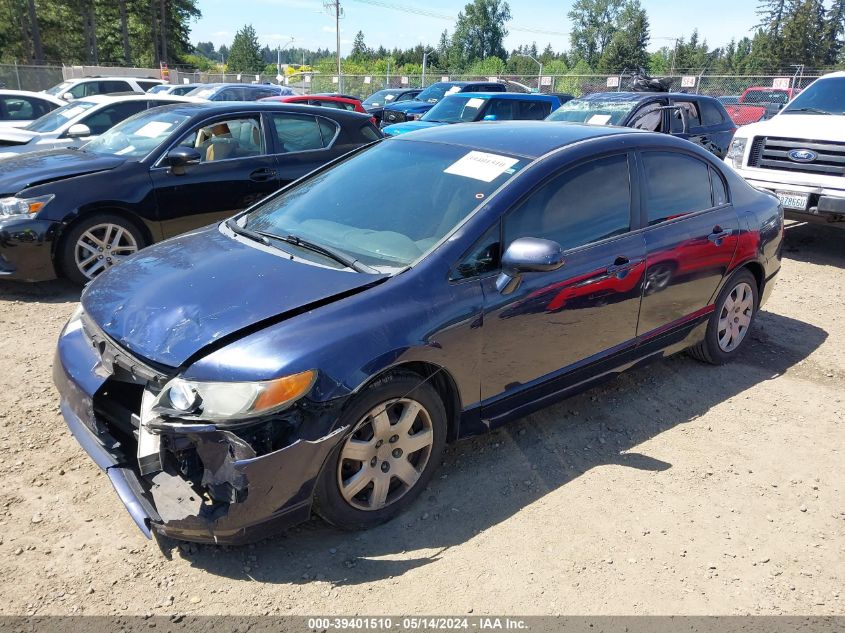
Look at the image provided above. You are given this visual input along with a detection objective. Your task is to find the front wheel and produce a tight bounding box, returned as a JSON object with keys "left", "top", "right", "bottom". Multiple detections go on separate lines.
{"left": 689, "top": 268, "right": 758, "bottom": 365}
{"left": 58, "top": 214, "right": 146, "bottom": 285}
{"left": 313, "top": 372, "right": 446, "bottom": 530}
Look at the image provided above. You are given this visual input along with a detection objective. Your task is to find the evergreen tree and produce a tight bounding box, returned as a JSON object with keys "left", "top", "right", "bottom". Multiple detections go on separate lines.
{"left": 350, "top": 30, "right": 370, "bottom": 61}
{"left": 451, "top": 0, "right": 511, "bottom": 67}
{"left": 226, "top": 24, "right": 263, "bottom": 73}
{"left": 597, "top": 0, "right": 650, "bottom": 71}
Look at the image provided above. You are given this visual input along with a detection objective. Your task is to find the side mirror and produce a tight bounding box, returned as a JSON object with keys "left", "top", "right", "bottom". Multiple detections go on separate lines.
{"left": 65, "top": 123, "right": 91, "bottom": 139}
{"left": 483, "top": 114, "right": 497, "bottom": 121}
{"left": 62, "top": 92, "right": 74, "bottom": 101}
{"left": 496, "top": 237, "right": 565, "bottom": 295}
{"left": 165, "top": 147, "right": 201, "bottom": 174}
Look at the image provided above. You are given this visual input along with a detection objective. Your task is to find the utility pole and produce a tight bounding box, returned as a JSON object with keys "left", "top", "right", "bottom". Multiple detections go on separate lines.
{"left": 421, "top": 48, "right": 433, "bottom": 89}
{"left": 324, "top": 0, "right": 343, "bottom": 92}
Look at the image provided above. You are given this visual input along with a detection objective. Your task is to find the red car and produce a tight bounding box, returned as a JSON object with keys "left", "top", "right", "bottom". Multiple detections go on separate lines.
{"left": 260, "top": 94, "right": 376, "bottom": 125}
{"left": 724, "top": 87, "right": 800, "bottom": 126}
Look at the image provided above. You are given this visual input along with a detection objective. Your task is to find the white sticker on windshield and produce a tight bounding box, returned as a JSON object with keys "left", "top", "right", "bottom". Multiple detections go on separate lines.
{"left": 445, "top": 86, "right": 461, "bottom": 96}
{"left": 444, "top": 151, "right": 520, "bottom": 182}
{"left": 466, "top": 98, "right": 485, "bottom": 109}
{"left": 135, "top": 121, "right": 174, "bottom": 138}
{"left": 61, "top": 106, "right": 86, "bottom": 120}
{"left": 587, "top": 114, "right": 612, "bottom": 125}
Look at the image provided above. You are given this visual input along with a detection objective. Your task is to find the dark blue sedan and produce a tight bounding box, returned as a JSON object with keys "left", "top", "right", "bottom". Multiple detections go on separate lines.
{"left": 54, "top": 122, "right": 783, "bottom": 543}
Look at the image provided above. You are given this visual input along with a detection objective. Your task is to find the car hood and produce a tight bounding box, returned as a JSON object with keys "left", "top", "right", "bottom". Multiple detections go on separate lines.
{"left": 382, "top": 120, "right": 444, "bottom": 136}
{"left": 385, "top": 100, "right": 434, "bottom": 114}
{"left": 0, "top": 149, "right": 125, "bottom": 193}
{"left": 0, "top": 128, "right": 39, "bottom": 145}
{"left": 81, "top": 225, "right": 388, "bottom": 368}
{"left": 738, "top": 113, "right": 845, "bottom": 141}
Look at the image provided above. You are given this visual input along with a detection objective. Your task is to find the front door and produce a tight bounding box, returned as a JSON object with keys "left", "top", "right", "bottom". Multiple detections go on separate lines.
{"left": 151, "top": 114, "right": 280, "bottom": 238}
{"left": 479, "top": 153, "right": 647, "bottom": 412}
{"left": 637, "top": 150, "right": 740, "bottom": 335}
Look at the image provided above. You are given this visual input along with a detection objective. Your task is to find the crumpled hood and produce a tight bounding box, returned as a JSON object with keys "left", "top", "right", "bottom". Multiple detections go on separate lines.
{"left": 738, "top": 113, "right": 845, "bottom": 141}
{"left": 0, "top": 148, "right": 125, "bottom": 194}
{"left": 81, "top": 225, "right": 387, "bottom": 368}
{"left": 382, "top": 120, "right": 444, "bottom": 136}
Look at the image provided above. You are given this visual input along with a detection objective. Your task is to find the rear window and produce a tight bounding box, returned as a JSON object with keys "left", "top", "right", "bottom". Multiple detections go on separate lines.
{"left": 642, "top": 151, "right": 713, "bottom": 225}
{"left": 700, "top": 100, "right": 726, "bottom": 126}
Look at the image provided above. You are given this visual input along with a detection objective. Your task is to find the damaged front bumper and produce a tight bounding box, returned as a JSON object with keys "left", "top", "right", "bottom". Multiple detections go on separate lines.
{"left": 53, "top": 313, "right": 346, "bottom": 544}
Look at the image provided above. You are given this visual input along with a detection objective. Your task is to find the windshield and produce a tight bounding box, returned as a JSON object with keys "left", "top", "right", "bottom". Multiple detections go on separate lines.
{"left": 782, "top": 77, "right": 845, "bottom": 114}
{"left": 24, "top": 100, "right": 97, "bottom": 132}
{"left": 363, "top": 90, "right": 396, "bottom": 107}
{"left": 82, "top": 109, "right": 189, "bottom": 158}
{"left": 744, "top": 89, "right": 790, "bottom": 105}
{"left": 546, "top": 97, "right": 638, "bottom": 125}
{"left": 416, "top": 83, "right": 462, "bottom": 104}
{"left": 186, "top": 86, "right": 217, "bottom": 99}
{"left": 45, "top": 81, "right": 74, "bottom": 96}
{"left": 243, "top": 140, "right": 525, "bottom": 269}
{"left": 147, "top": 84, "right": 170, "bottom": 94}
{"left": 422, "top": 95, "right": 489, "bottom": 123}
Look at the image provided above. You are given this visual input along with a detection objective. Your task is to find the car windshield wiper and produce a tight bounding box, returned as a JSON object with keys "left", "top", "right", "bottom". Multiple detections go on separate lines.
{"left": 782, "top": 107, "right": 836, "bottom": 115}
{"left": 257, "top": 230, "right": 377, "bottom": 274}
{"left": 226, "top": 217, "right": 274, "bottom": 247}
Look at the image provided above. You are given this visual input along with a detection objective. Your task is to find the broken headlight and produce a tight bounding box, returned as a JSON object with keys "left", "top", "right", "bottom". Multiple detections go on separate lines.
{"left": 153, "top": 370, "right": 316, "bottom": 424}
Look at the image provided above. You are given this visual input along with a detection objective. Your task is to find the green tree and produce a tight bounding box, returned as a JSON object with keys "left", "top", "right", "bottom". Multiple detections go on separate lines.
{"left": 450, "top": 0, "right": 511, "bottom": 67}
{"left": 824, "top": 0, "right": 845, "bottom": 64}
{"left": 568, "top": 0, "right": 626, "bottom": 68}
{"left": 350, "top": 30, "right": 370, "bottom": 61}
{"left": 780, "top": 0, "right": 828, "bottom": 67}
{"left": 226, "top": 24, "right": 263, "bottom": 73}
{"left": 597, "top": 0, "right": 650, "bottom": 71}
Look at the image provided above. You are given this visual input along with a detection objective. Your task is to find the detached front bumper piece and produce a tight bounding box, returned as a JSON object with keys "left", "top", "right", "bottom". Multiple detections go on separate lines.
{"left": 53, "top": 315, "right": 345, "bottom": 544}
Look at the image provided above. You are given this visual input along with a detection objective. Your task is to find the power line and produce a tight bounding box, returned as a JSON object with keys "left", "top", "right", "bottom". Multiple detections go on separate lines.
{"left": 348, "top": 0, "right": 570, "bottom": 38}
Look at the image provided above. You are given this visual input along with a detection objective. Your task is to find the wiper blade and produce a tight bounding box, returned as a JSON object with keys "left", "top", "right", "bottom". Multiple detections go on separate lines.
{"left": 783, "top": 107, "right": 834, "bottom": 115}
{"left": 259, "top": 231, "right": 377, "bottom": 274}
{"left": 226, "top": 217, "right": 272, "bottom": 247}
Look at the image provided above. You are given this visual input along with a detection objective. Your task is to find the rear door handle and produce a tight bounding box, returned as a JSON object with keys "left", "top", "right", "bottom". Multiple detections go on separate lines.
{"left": 708, "top": 226, "right": 736, "bottom": 244}
{"left": 606, "top": 256, "right": 642, "bottom": 275}
{"left": 249, "top": 168, "right": 277, "bottom": 182}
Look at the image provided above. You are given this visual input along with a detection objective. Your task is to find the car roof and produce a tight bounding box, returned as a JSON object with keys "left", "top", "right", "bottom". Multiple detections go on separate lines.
{"left": 453, "top": 92, "right": 557, "bottom": 101}
{"left": 573, "top": 91, "right": 723, "bottom": 103}
{"left": 0, "top": 89, "right": 62, "bottom": 101}
{"left": 389, "top": 120, "right": 647, "bottom": 158}
{"left": 65, "top": 76, "right": 160, "bottom": 83}
{"left": 150, "top": 101, "right": 373, "bottom": 120}
{"left": 79, "top": 93, "right": 198, "bottom": 104}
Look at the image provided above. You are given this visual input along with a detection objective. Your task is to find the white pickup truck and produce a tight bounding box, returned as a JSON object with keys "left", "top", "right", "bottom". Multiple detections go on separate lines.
{"left": 726, "top": 71, "right": 845, "bottom": 227}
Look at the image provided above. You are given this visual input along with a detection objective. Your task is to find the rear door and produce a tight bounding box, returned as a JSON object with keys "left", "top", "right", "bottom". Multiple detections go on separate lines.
{"left": 636, "top": 150, "right": 740, "bottom": 336}
{"left": 150, "top": 113, "right": 280, "bottom": 237}
{"left": 266, "top": 111, "right": 345, "bottom": 187}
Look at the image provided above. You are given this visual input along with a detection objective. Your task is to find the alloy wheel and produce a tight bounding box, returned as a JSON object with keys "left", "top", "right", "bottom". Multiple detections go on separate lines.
{"left": 337, "top": 397, "right": 434, "bottom": 511}
{"left": 717, "top": 281, "right": 754, "bottom": 352}
{"left": 74, "top": 223, "right": 139, "bottom": 280}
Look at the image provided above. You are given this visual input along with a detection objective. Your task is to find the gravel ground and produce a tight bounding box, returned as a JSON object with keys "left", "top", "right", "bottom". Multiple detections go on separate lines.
{"left": 0, "top": 221, "right": 842, "bottom": 616}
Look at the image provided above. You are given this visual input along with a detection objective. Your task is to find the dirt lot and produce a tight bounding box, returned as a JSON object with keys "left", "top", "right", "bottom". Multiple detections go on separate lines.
{"left": 0, "top": 221, "right": 842, "bottom": 617}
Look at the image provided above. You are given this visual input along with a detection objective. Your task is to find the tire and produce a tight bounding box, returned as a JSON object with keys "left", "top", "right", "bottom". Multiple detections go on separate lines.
{"left": 689, "top": 268, "right": 758, "bottom": 365}
{"left": 58, "top": 213, "right": 146, "bottom": 285}
{"left": 313, "top": 372, "right": 447, "bottom": 530}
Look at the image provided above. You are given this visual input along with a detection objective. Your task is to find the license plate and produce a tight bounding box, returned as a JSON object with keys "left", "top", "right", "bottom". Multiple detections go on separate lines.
{"left": 776, "top": 191, "right": 809, "bottom": 210}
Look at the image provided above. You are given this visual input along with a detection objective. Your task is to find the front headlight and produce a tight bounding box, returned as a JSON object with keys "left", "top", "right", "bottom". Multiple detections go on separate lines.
{"left": 727, "top": 137, "right": 747, "bottom": 169}
{"left": 406, "top": 113, "right": 419, "bottom": 121}
{"left": 64, "top": 303, "right": 85, "bottom": 334}
{"left": 0, "top": 194, "right": 54, "bottom": 218}
{"left": 153, "top": 370, "right": 317, "bottom": 424}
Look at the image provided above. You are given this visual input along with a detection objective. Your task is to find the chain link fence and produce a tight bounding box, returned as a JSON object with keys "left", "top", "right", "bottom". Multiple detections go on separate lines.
{"left": 1, "top": 63, "right": 825, "bottom": 100}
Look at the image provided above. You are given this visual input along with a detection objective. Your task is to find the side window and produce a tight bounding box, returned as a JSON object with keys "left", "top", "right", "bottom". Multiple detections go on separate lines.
{"left": 101, "top": 80, "right": 132, "bottom": 93}
{"left": 318, "top": 118, "right": 339, "bottom": 145}
{"left": 1, "top": 97, "right": 34, "bottom": 120}
{"left": 176, "top": 117, "right": 265, "bottom": 162}
{"left": 517, "top": 100, "right": 551, "bottom": 120}
{"left": 78, "top": 101, "right": 146, "bottom": 135}
{"left": 487, "top": 99, "right": 517, "bottom": 120}
{"left": 271, "top": 113, "right": 325, "bottom": 152}
{"left": 396, "top": 92, "right": 415, "bottom": 102}
{"left": 251, "top": 88, "right": 277, "bottom": 100}
{"left": 504, "top": 154, "right": 632, "bottom": 252}
{"left": 630, "top": 101, "right": 665, "bottom": 132}
{"left": 217, "top": 88, "right": 244, "bottom": 101}
{"left": 136, "top": 80, "right": 158, "bottom": 91}
{"left": 642, "top": 152, "right": 713, "bottom": 225}
{"left": 700, "top": 101, "right": 726, "bottom": 126}
{"left": 451, "top": 223, "right": 501, "bottom": 281}
{"left": 670, "top": 101, "right": 702, "bottom": 132}
{"left": 69, "top": 83, "right": 89, "bottom": 98}
{"left": 358, "top": 123, "right": 380, "bottom": 142}
{"left": 711, "top": 167, "right": 728, "bottom": 205}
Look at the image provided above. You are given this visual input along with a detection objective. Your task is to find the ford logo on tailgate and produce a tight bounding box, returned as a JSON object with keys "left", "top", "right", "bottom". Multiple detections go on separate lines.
{"left": 788, "top": 149, "right": 818, "bottom": 163}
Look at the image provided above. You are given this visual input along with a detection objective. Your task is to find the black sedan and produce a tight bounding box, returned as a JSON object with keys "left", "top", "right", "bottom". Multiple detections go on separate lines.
{"left": 54, "top": 122, "right": 782, "bottom": 543}
{"left": 0, "top": 102, "right": 380, "bottom": 284}
{"left": 547, "top": 92, "right": 737, "bottom": 158}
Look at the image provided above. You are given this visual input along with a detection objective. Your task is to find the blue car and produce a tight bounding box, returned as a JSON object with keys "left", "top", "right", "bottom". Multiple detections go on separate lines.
{"left": 54, "top": 122, "right": 782, "bottom": 544}
{"left": 382, "top": 92, "right": 562, "bottom": 136}
{"left": 381, "top": 80, "right": 506, "bottom": 126}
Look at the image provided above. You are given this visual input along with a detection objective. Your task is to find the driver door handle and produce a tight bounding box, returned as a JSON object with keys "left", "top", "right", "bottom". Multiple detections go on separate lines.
{"left": 249, "top": 168, "right": 277, "bottom": 182}
{"left": 606, "top": 256, "right": 642, "bottom": 275}
{"left": 708, "top": 226, "right": 736, "bottom": 244}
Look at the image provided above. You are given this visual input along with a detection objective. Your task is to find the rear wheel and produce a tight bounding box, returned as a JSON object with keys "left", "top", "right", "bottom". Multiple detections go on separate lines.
{"left": 689, "top": 268, "right": 758, "bottom": 365}
{"left": 58, "top": 214, "right": 145, "bottom": 285}
{"left": 314, "top": 372, "right": 446, "bottom": 530}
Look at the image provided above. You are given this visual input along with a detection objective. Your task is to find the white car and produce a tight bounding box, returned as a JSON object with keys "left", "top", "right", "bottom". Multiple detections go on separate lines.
{"left": 0, "top": 90, "right": 64, "bottom": 129}
{"left": 727, "top": 71, "right": 845, "bottom": 226}
{"left": 45, "top": 76, "right": 165, "bottom": 101}
{"left": 0, "top": 93, "right": 197, "bottom": 158}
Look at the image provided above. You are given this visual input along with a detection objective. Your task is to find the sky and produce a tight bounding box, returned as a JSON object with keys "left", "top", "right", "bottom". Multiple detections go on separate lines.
{"left": 191, "top": 0, "right": 761, "bottom": 56}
